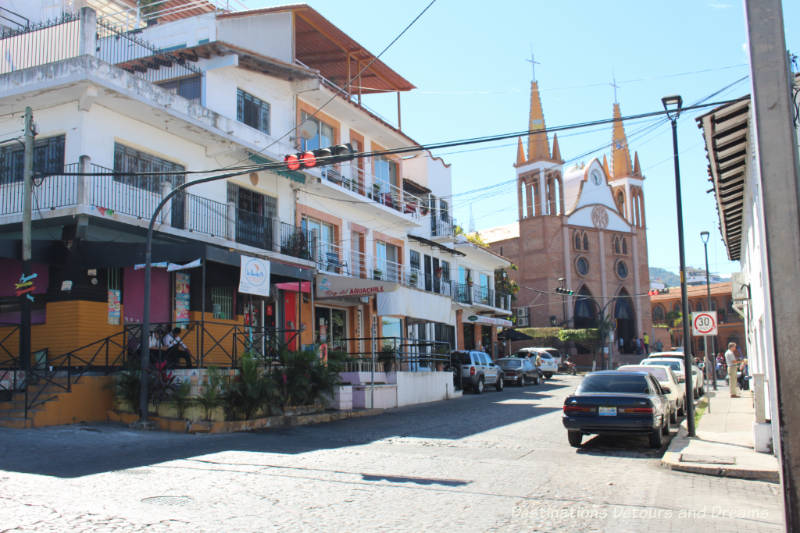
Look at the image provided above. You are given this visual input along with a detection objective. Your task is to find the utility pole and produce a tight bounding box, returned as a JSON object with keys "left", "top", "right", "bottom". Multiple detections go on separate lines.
{"left": 745, "top": 0, "right": 800, "bottom": 528}
{"left": 20, "top": 106, "right": 33, "bottom": 375}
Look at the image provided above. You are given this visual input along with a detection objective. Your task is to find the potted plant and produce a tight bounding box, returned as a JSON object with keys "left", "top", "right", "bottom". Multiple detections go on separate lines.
{"left": 378, "top": 345, "right": 396, "bottom": 372}
{"left": 409, "top": 270, "right": 419, "bottom": 286}
{"left": 373, "top": 268, "right": 383, "bottom": 280}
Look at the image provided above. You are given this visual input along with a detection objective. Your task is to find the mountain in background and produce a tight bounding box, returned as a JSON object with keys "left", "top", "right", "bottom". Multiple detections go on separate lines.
{"left": 650, "top": 267, "right": 680, "bottom": 288}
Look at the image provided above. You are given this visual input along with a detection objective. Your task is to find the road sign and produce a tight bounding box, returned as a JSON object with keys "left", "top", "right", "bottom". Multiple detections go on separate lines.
{"left": 691, "top": 311, "right": 718, "bottom": 336}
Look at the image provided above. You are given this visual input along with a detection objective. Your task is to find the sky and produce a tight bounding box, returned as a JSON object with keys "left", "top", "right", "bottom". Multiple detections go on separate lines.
{"left": 243, "top": 0, "right": 799, "bottom": 277}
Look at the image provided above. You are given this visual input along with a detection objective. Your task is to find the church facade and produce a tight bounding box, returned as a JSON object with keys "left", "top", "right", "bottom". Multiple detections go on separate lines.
{"left": 482, "top": 81, "right": 652, "bottom": 361}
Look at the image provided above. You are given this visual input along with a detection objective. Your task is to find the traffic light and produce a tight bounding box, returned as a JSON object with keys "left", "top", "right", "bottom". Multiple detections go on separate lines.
{"left": 284, "top": 143, "right": 355, "bottom": 171}
{"left": 648, "top": 288, "right": 670, "bottom": 296}
{"left": 555, "top": 287, "right": 574, "bottom": 295}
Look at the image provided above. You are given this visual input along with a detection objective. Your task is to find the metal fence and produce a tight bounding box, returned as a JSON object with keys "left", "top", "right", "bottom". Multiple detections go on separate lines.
{"left": 0, "top": 163, "right": 80, "bottom": 216}
{"left": 338, "top": 336, "right": 453, "bottom": 373}
{"left": 0, "top": 13, "right": 80, "bottom": 75}
{"left": 96, "top": 17, "right": 201, "bottom": 84}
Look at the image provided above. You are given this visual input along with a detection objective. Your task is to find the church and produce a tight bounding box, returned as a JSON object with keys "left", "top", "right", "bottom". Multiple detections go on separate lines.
{"left": 481, "top": 79, "right": 652, "bottom": 363}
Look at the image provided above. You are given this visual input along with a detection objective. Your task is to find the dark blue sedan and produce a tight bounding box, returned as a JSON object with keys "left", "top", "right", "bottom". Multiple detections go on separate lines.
{"left": 562, "top": 371, "right": 670, "bottom": 449}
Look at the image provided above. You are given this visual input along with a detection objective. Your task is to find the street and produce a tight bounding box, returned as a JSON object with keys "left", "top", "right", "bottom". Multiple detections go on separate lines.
{"left": 0, "top": 374, "right": 783, "bottom": 532}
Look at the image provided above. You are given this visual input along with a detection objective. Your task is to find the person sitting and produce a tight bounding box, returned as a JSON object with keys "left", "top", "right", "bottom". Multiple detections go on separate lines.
{"left": 162, "top": 327, "right": 193, "bottom": 369}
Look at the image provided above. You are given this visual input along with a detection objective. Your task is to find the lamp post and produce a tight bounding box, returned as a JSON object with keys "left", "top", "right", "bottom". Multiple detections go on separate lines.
{"left": 663, "top": 94, "right": 695, "bottom": 438}
{"left": 700, "top": 231, "right": 717, "bottom": 391}
{"left": 558, "top": 277, "right": 567, "bottom": 326}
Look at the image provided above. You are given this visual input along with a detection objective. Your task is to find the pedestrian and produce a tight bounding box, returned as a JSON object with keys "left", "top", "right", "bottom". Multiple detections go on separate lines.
{"left": 162, "top": 327, "right": 193, "bottom": 369}
{"left": 619, "top": 335, "right": 624, "bottom": 353}
{"left": 654, "top": 339, "right": 663, "bottom": 352}
{"left": 643, "top": 332, "right": 650, "bottom": 354}
{"left": 725, "top": 342, "right": 739, "bottom": 397}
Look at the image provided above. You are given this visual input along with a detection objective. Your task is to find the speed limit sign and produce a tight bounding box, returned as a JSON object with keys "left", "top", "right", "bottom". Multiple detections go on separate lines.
{"left": 691, "top": 311, "right": 718, "bottom": 336}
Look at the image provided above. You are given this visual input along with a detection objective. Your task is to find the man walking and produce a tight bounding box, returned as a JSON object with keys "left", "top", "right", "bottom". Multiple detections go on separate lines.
{"left": 643, "top": 332, "right": 650, "bottom": 354}
{"left": 725, "top": 342, "right": 739, "bottom": 397}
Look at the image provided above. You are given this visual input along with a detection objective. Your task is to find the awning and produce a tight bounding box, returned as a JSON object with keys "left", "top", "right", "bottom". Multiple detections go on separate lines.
{"left": 276, "top": 281, "right": 311, "bottom": 293}
{"left": 462, "top": 314, "right": 513, "bottom": 327}
{"left": 376, "top": 288, "right": 454, "bottom": 324}
{"left": 315, "top": 275, "right": 397, "bottom": 299}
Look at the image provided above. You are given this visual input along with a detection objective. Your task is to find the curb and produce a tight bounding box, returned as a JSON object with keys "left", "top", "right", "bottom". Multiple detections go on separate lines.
{"left": 660, "top": 407, "right": 779, "bottom": 483}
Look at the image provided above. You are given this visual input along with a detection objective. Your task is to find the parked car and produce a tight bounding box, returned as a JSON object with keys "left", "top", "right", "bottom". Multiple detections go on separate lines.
{"left": 562, "top": 371, "right": 671, "bottom": 449}
{"left": 537, "top": 347, "right": 563, "bottom": 368}
{"left": 617, "top": 364, "right": 684, "bottom": 423}
{"left": 515, "top": 348, "right": 558, "bottom": 379}
{"left": 451, "top": 350, "right": 504, "bottom": 394}
{"left": 644, "top": 353, "right": 704, "bottom": 398}
{"left": 497, "top": 357, "right": 541, "bottom": 386}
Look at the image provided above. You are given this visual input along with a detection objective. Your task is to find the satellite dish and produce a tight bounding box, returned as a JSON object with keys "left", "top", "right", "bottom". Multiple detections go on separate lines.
{"left": 299, "top": 121, "right": 316, "bottom": 140}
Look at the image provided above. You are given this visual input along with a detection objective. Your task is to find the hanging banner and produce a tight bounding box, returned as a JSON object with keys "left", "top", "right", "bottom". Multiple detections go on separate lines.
{"left": 107, "top": 289, "right": 121, "bottom": 325}
{"left": 175, "top": 272, "right": 191, "bottom": 324}
{"left": 239, "top": 255, "right": 270, "bottom": 297}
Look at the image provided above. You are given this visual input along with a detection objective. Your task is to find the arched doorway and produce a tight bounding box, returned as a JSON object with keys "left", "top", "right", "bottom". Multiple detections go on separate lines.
{"left": 615, "top": 288, "right": 636, "bottom": 353}
{"left": 573, "top": 286, "right": 598, "bottom": 329}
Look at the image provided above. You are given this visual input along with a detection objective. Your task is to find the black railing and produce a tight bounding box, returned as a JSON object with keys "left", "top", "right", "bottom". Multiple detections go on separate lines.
{"left": 337, "top": 336, "right": 453, "bottom": 373}
{"left": 280, "top": 222, "right": 314, "bottom": 261}
{"left": 0, "top": 13, "right": 80, "bottom": 74}
{"left": 96, "top": 17, "right": 201, "bottom": 84}
{"left": 453, "top": 282, "right": 473, "bottom": 305}
{"left": 185, "top": 192, "right": 227, "bottom": 238}
{"left": 1, "top": 163, "right": 80, "bottom": 215}
{"left": 235, "top": 207, "right": 275, "bottom": 250}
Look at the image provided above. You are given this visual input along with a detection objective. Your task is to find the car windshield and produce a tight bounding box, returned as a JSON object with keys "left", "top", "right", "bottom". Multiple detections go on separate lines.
{"left": 577, "top": 373, "right": 650, "bottom": 394}
{"left": 538, "top": 353, "right": 552, "bottom": 359}
{"left": 642, "top": 359, "right": 682, "bottom": 372}
{"left": 620, "top": 366, "right": 668, "bottom": 381}
{"left": 497, "top": 359, "right": 522, "bottom": 369}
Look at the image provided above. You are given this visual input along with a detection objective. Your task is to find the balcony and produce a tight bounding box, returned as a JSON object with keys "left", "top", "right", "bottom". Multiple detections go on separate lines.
{"left": 317, "top": 163, "right": 426, "bottom": 220}
{"left": 0, "top": 162, "right": 313, "bottom": 263}
{"left": 452, "top": 282, "right": 511, "bottom": 313}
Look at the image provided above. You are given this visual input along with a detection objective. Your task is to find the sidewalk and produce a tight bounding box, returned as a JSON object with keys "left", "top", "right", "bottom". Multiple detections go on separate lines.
{"left": 661, "top": 384, "right": 780, "bottom": 482}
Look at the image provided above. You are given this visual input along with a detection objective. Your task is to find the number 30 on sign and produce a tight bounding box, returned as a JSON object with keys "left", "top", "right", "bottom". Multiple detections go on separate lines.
{"left": 691, "top": 311, "right": 718, "bottom": 336}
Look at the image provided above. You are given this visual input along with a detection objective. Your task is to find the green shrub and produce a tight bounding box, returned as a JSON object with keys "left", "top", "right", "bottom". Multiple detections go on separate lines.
{"left": 197, "top": 367, "right": 223, "bottom": 421}
{"left": 222, "top": 352, "right": 276, "bottom": 420}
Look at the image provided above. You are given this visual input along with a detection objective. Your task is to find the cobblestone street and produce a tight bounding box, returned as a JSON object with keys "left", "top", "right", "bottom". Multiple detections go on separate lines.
{"left": 0, "top": 375, "right": 783, "bottom": 532}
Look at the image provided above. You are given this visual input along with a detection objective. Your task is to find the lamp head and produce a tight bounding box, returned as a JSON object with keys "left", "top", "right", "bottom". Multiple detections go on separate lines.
{"left": 700, "top": 231, "right": 710, "bottom": 244}
{"left": 661, "top": 95, "right": 683, "bottom": 121}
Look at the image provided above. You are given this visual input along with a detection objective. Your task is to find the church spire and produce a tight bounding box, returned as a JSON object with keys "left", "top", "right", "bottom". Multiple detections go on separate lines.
{"left": 527, "top": 81, "right": 550, "bottom": 161}
{"left": 516, "top": 137, "right": 525, "bottom": 166}
{"left": 551, "top": 133, "right": 562, "bottom": 161}
{"left": 633, "top": 151, "right": 641, "bottom": 176}
{"left": 603, "top": 155, "right": 610, "bottom": 178}
{"left": 611, "top": 103, "right": 632, "bottom": 179}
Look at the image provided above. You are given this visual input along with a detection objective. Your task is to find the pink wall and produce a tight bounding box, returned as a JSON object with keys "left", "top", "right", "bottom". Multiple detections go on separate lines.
{"left": 123, "top": 267, "right": 170, "bottom": 324}
{"left": 0, "top": 259, "right": 49, "bottom": 297}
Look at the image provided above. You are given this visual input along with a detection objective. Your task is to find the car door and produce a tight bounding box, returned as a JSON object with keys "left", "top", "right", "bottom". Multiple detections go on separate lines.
{"left": 647, "top": 376, "right": 668, "bottom": 420}
{"left": 481, "top": 352, "right": 497, "bottom": 383}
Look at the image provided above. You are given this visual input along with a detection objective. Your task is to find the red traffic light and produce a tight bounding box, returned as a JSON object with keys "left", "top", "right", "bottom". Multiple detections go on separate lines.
{"left": 284, "top": 154, "right": 300, "bottom": 171}
{"left": 299, "top": 151, "right": 316, "bottom": 168}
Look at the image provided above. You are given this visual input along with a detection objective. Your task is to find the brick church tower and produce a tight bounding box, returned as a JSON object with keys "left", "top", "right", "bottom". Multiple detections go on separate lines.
{"left": 482, "top": 80, "right": 652, "bottom": 362}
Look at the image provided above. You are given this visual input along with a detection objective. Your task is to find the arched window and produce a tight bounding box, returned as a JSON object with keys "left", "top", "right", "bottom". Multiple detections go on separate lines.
{"left": 613, "top": 236, "right": 620, "bottom": 254}
{"left": 582, "top": 232, "right": 589, "bottom": 251}
{"left": 652, "top": 304, "right": 666, "bottom": 324}
{"left": 574, "top": 231, "right": 581, "bottom": 250}
{"left": 673, "top": 303, "right": 680, "bottom": 313}
{"left": 616, "top": 190, "right": 625, "bottom": 216}
{"left": 622, "top": 238, "right": 628, "bottom": 255}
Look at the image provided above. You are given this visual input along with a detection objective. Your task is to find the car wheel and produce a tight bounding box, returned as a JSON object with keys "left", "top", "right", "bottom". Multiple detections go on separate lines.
{"left": 670, "top": 408, "right": 678, "bottom": 425}
{"left": 533, "top": 374, "right": 540, "bottom": 385}
{"left": 662, "top": 416, "right": 670, "bottom": 436}
{"left": 649, "top": 423, "right": 664, "bottom": 448}
{"left": 519, "top": 375, "right": 526, "bottom": 386}
{"left": 475, "top": 377, "right": 484, "bottom": 394}
{"left": 545, "top": 373, "right": 553, "bottom": 379}
{"left": 567, "top": 430, "right": 582, "bottom": 448}
{"left": 495, "top": 376, "right": 504, "bottom": 392}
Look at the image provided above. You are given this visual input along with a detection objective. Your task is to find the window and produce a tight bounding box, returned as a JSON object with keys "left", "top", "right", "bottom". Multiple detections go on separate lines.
{"left": 1, "top": 135, "right": 65, "bottom": 185}
{"left": 237, "top": 89, "right": 270, "bottom": 134}
{"left": 583, "top": 233, "right": 589, "bottom": 251}
{"left": 315, "top": 306, "right": 347, "bottom": 351}
{"left": 376, "top": 241, "right": 399, "bottom": 281}
{"left": 576, "top": 257, "right": 589, "bottom": 276}
{"left": 440, "top": 199, "right": 449, "bottom": 221}
{"left": 302, "top": 216, "right": 335, "bottom": 268}
{"left": 441, "top": 261, "right": 450, "bottom": 282}
{"left": 211, "top": 287, "right": 233, "bottom": 319}
{"left": 374, "top": 156, "right": 398, "bottom": 194}
{"left": 299, "top": 111, "right": 333, "bottom": 151}
{"left": 410, "top": 250, "right": 421, "bottom": 272}
{"left": 622, "top": 238, "right": 628, "bottom": 255}
{"left": 613, "top": 236, "right": 621, "bottom": 254}
{"left": 113, "top": 143, "right": 185, "bottom": 193}
{"left": 616, "top": 260, "right": 628, "bottom": 279}
{"left": 158, "top": 75, "right": 201, "bottom": 102}
{"left": 652, "top": 305, "right": 666, "bottom": 324}
{"left": 574, "top": 231, "right": 581, "bottom": 250}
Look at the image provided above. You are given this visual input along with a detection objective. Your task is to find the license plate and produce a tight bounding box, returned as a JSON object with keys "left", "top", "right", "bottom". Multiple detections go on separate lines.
{"left": 598, "top": 406, "right": 617, "bottom": 416}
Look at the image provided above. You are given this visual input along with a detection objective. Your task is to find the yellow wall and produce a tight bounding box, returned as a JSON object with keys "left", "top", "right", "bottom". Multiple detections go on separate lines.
{"left": 30, "top": 376, "right": 115, "bottom": 427}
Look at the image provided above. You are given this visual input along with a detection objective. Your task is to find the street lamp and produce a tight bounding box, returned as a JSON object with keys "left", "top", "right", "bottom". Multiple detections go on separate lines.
{"left": 662, "top": 94, "right": 696, "bottom": 438}
{"left": 700, "top": 231, "right": 717, "bottom": 391}
{"left": 558, "top": 277, "right": 567, "bottom": 326}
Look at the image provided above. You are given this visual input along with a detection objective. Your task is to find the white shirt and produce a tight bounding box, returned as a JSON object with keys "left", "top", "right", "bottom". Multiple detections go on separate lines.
{"left": 725, "top": 349, "right": 737, "bottom": 366}
{"left": 163, "top": 332, "right": 186, "bottom": 351}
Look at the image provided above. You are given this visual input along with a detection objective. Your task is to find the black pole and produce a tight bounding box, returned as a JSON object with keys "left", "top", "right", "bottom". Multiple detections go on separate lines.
{"left": 702, "top": 238, "right": 717, "bottom": 391}
{"left": 667, "top": 108, "right": 696, "bottom": 438}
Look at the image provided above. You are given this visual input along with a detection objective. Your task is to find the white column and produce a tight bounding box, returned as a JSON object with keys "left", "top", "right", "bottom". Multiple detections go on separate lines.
{"left": 632, "top": 233, "right": 643, "bottom": 335}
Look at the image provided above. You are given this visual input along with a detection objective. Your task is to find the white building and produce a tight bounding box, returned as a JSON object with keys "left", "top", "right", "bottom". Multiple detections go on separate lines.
{"left": 0, "top": 1, "right": 511, "bottom": 418}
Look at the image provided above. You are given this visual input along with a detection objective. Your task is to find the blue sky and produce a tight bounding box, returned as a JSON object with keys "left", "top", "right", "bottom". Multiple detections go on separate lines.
{"left": 247, "top": 0, "right": 799, "bottom": 276}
